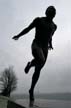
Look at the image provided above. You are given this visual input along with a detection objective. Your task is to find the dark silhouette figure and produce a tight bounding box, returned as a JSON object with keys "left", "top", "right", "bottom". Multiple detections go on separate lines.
{"left": 12, "top": 6, "right": 57, "bottom": 107}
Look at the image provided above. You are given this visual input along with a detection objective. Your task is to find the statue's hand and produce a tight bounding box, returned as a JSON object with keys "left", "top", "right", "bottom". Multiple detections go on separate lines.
{"left": 12, "top": 35, "right": 19, "bottom": 40}
{"left": 48, "top": 46, "right": 53, "bottom": 50}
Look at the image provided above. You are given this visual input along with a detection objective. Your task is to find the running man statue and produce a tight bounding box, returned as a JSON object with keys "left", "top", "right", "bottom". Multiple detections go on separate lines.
{"left": 12, "top": 6, "right": 57, "bottom": 107}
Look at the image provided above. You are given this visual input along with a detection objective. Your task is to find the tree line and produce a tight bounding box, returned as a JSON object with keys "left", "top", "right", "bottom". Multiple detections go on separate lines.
{"left": 0, "top": 66, "right": 17, "bottom": 97}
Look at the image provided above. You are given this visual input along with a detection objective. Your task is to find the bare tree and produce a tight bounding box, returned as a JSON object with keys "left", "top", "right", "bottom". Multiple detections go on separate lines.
{"left": 0, "top": 66, "right": 17, "bottom": 97}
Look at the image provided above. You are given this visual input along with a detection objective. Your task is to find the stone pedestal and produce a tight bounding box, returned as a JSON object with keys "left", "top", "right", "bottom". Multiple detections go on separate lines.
{"left": 0, "top": 96, "right": 8, "bottom": 108}
{"left": 0, "top": 96, "right": 25, "bottom": 108}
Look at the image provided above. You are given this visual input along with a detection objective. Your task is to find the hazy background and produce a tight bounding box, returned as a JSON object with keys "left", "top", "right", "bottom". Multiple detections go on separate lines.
{"left": 0, "top": 0, "right": 71, "bottom": 94}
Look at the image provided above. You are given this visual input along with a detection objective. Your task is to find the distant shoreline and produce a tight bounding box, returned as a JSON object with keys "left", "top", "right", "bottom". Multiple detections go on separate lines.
{"left": 11, "top": 93, "right": 71, "bottom": 100}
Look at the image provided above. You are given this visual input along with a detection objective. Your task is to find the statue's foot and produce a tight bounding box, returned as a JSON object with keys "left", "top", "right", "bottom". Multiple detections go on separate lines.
{"left": 29, "top": 90, "right": 34, "bottom": 107}
{"left": 24, "top": 62, "right": 31, "bottom": 74}
{"left": 29, "top": 100, "right": 34, "bottom": 107}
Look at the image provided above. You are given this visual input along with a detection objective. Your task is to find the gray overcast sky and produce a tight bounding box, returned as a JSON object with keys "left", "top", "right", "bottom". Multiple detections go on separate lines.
{"left": 0, "top": 0, "right": 71, "bottom": 94}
